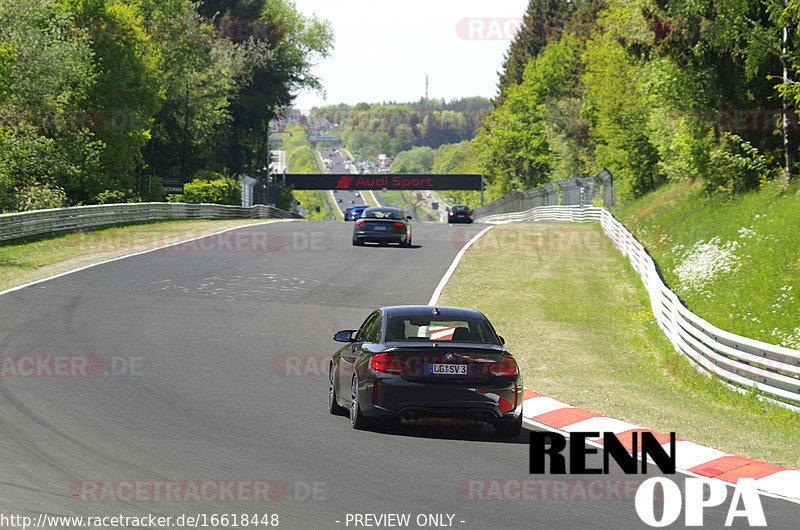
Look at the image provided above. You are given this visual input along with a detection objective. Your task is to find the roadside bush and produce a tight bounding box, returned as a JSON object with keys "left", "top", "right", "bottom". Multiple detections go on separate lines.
{"left": 706, "top": 132, "right": 769, "bottom": 196}
{"left": 182, "top": 177, "right": 240, "bottom": 205}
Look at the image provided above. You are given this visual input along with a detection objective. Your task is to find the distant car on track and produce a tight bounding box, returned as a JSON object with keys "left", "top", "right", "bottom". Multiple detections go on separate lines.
{"left": 345, "top": 204, "right": 369, "bottom": 222}
{"left": 352, "top": 207, "right": 411, "bottom": 247}
{"left": 448, "top": 205, "right": 473, "bottom": 224}
{"left": 328, "top": 305, "right": 524, "bottom": 437}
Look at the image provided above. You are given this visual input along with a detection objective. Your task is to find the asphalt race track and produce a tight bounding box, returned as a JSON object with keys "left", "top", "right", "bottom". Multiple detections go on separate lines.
{"left": 0, "top": 221, "right": 796, "bottom": 528}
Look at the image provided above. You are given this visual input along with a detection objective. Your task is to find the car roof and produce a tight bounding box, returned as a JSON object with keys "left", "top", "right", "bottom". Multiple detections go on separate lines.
{"left": 363, "top": 206, "right": 401, "bottom": 213}
{"left": 380, "top": 305, "right": 488, "bottom": 320}
{"left": 351, "top": 204, "right": 369, "bottom": 210}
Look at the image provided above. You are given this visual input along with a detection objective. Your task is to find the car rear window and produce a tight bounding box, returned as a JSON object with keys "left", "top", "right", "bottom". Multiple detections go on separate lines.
{"left": 363, "top": 208, "right": 402, "bottom": 219}
{"left": 385, "top": 317, "right": 499, "bottom": 344}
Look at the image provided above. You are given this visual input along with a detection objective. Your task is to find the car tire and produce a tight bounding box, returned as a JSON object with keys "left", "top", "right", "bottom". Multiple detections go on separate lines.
{"left": 494, "top": 414, "right": 522, "bottom": 438}
{"left": 350, "top": 376, "right": 371, "bottom": 430}
{"left": 328, "top": 363, "right": 347, "bottom": 416}
{"left": 352, "top": 239, "right": 361, "bottom": 246}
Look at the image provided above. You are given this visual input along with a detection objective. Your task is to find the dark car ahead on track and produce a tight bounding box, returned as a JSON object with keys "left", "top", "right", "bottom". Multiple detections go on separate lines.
{"left": 352, "top": 207, "right": 412, "bottom": 247}
{"left": 448, "top": 205, "right": 473, "bottom": 223}
{"left": 328, "top": 305, "right": 524, "bottom": 437}
{"left": 344, "top": 203, "right": 369, "bottom": 221}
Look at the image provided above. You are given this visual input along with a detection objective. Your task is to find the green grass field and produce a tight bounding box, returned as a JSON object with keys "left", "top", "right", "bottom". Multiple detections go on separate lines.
{"left": 614, "top": 179, "right": 800, "bottom": 350}
{"left": 438, "top": 222, "right": 800, "bottom": 468}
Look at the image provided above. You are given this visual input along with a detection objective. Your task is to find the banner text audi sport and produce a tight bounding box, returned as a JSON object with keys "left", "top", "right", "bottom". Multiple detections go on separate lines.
{"left": 283, "top": 173, "right": 483, "bottom": 190}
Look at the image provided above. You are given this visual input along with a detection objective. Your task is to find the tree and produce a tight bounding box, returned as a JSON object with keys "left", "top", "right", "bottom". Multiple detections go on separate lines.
{"left": 582, "top": 33, "right": 661, "bottom": 198}
{"left": 494, "top": 0, "right": 571, "bottom": 106}
{"left": 475, "top": 35, "right": 586, "bottom": 192}
{"left": 0, "top": 0, "right": 100, "bottom": 210}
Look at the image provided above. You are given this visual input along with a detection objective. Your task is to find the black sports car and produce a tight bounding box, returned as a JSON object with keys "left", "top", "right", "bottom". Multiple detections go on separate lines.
{"left": 328, "top": 305, "right": 524, "bottom": 437}
{"left": 352, "top": 206, "right": 412, "bottom": 247}
{"left": 447, "top": 205, "right": 473, "bottom": 223}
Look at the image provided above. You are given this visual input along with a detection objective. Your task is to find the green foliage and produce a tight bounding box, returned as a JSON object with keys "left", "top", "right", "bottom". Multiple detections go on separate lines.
{"left": 8, "top": 181, "right": 68, "bottom": 212}
{"left": 431, "top": 141, "right": 484, "bottom": 206}
{"left": 312, "top": 98, "right": 491, "bottom": 156}
{"left": 391, "top": 146, "right": 435, "bottom": 173}
{"left": 706, "top": 132, "right": 770, "bottom": 195}
{"left": 494, "top": 0, "right": 570, "bottom": 105}
{"left": 474, "top": 35, "right": 586, "bottom": 193}
{"left": 472, "top": 0, "right": 798, "bottom": 202}
{"left": 0, "top": 0, "right": 333, "bottom": 212}
{"left": 94, "top": 189, "right": 135, "bottom": 204}
{"left": 292, "top": 190, "right": 329, "bottom": 220}
{"left": 181, "top": 177, "right": 241, "bottom": 205}
{"left": 582, "top": 32, "right": 661, "bottom": 199}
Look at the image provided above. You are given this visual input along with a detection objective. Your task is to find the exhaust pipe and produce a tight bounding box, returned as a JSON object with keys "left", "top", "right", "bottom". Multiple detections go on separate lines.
{"left": 469, "top": 412, "right": 492, "bottom": 425}
{"left": 399, "top": 410, "right": 424, "bottom": 423}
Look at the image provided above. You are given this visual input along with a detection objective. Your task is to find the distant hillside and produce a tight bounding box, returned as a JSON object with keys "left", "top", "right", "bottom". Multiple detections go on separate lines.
{"left": 307, "top": 98, "right": 491, "bottom": 155}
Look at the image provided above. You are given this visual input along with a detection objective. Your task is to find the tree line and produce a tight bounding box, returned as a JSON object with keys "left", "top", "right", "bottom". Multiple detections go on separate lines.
{"left": 0, "top": 0, "right": 332, "bottom": 213}
{"left": 472, "top": 0, "right": 800, "bottom": 201}
{"left": 308, "top": 98, "right": 492, "bottom": 157}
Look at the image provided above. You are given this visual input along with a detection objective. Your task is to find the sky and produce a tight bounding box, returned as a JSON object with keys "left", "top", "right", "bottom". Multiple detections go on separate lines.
{"left": 290, "top": 0, "right": 530, "bottom": 110}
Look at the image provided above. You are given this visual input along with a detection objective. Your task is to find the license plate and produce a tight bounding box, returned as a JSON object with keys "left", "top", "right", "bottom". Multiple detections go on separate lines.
{"left": 372, "top": 225, "right": 388, "bottom": 231}
{"left": 429, "top": 364, "right": 467, "bottom": 375}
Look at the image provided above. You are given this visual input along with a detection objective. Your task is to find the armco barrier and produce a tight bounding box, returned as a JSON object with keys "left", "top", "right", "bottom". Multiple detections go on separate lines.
{"left": 0, "top": 202, "right": 302, "bottom": 243}
{"left": 475, "top": 205, "right": 800, "bottom": 407}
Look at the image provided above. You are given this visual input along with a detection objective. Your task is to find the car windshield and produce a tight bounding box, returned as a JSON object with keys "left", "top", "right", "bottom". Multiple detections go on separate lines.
{"left": 384, "top": 316, "right": 499, "bottom": 344}
{"left": 363, "top": 208, "right": 402, "bottom": 220}
{"left": 452, "top": 205, "right": 469, "bottom": 211}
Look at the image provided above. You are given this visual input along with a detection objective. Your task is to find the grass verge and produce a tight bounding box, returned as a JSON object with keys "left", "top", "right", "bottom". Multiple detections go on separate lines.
{"left": 438, "top": 222, "right": 800, "bottom": 468}
{"left": 0, "top": 219, "right": 288, "bottom": 292}
{"left": 613, "top": 179, "right": 800, "bottom": 349}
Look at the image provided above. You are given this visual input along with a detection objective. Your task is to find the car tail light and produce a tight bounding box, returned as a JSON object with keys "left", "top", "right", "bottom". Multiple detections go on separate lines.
{"left": 484, "top": 357, "right": 518, "bottom": 376}
{"left": 393, "top": 222, "right": 404, "bottom": 226}
{"left": 467, "top": 211, "right": 472, "bottom": 215}
{"left": 370, "top": 354, "right": 406, "bottom": 374}
{"left": 356, "top": 220, "right": 366, "bottom": 226}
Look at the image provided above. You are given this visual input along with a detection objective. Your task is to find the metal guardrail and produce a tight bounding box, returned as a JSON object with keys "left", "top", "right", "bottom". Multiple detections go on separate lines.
{"left": 0, "top": 202, "right": 302, "bottom": 243}
{"left": 476, "top": 205, "right": 800, "bottom": 407}
{"left": 472, "top": 169, "right": 614, "bottom": 218}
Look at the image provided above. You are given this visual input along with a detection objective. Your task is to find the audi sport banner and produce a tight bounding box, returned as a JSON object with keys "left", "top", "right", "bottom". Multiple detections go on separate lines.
{"left": 282, "top": 173, "right": 483, "bottom": 191}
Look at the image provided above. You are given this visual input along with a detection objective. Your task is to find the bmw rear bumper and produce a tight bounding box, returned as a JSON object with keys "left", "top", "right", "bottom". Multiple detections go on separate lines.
{"left": 360, "top": 377, "right": 523, "bottom": 422}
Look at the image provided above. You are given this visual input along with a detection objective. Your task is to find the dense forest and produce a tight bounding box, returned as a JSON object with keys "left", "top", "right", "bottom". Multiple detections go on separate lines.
{"left": 307, "top": 98, "right": 491, "bottom": 157}
{"left": 470, "top": 0, "right": 800, "bottom": 202}
{"left": 0, "top": 0, "right": 332, "bottom": 212}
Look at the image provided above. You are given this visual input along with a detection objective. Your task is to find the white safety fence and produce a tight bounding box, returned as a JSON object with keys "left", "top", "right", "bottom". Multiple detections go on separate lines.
{"left": 0, "top": 202, "right": 302, "bottom": 243}
{"left": 476, "top": 205, "right": 800, "bottom": 407}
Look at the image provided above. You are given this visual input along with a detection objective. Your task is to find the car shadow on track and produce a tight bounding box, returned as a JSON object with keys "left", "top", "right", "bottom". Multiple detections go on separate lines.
{"left": 362, "top": 419, "right": 530, "bottom": 444}
{"left": 355, "top": 243, "right": 423, "bottom": 249}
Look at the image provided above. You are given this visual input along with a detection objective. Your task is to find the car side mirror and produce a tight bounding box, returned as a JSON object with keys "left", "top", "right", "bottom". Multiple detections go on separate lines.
{"left": 498, "top": 335, "right": 505, "bottom": 345}
{"left": 334, "top": 330, "right": 357, "bottom": 342}
{"left": 406, "top": 216, "right": 412, "bottom": 220}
